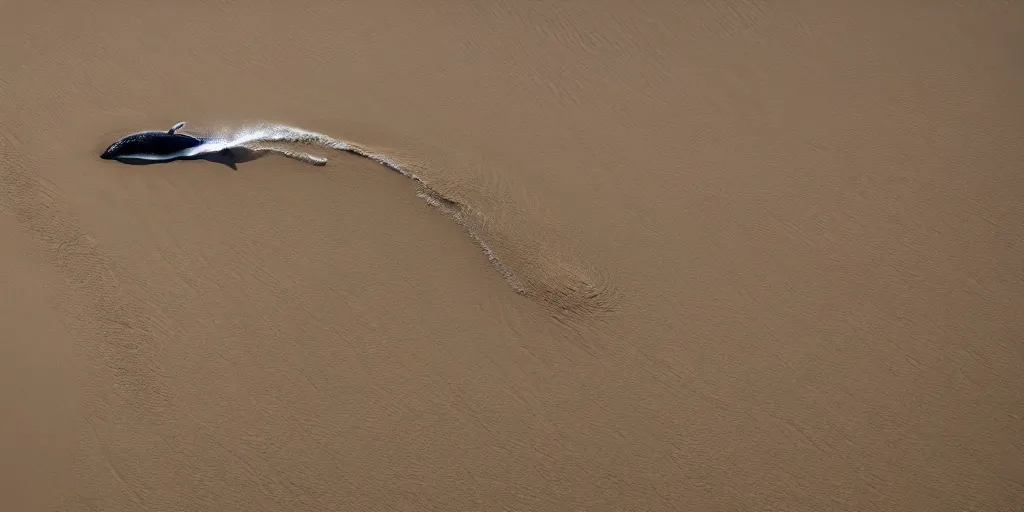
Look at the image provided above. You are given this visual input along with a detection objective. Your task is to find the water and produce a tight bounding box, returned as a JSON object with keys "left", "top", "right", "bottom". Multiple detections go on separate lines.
{"left": 164, "top": 122, "right": 613, "bottom": 315}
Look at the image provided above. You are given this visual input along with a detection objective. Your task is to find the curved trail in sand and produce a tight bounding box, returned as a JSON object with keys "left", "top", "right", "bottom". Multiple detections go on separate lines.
{"left": 184, "top": 123, "right": 617, "bottom": 316}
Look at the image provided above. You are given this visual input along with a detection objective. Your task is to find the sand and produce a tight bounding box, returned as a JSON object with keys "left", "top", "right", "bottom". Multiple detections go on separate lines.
{"left": 1, "top": 1, "right": 1022, "bottom": 510}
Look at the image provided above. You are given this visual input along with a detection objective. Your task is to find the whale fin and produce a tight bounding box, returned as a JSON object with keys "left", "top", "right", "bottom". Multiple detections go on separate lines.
{"left": 168, "top": 122, "right": 186, "bottom": 134}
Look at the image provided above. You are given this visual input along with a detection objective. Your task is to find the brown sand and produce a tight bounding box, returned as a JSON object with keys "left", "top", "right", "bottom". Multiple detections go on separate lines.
{"left": 1, "top": 1, "right": 1022, "bottom": 510}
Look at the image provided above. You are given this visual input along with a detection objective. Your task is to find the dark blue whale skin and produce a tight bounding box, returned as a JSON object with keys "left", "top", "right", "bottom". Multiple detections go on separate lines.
{"left": 99, "top": 122, "right": 247, "bottom": 168}
{"left": 100, "top": 122, "right": 207, "bottom": 163}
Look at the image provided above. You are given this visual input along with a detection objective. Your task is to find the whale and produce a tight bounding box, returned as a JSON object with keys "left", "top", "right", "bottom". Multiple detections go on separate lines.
{"left": 99, "top": 122, "right": 267, "bottom": 169}
{"left": 100, "top": 122, "right": 211, "bottom": 163}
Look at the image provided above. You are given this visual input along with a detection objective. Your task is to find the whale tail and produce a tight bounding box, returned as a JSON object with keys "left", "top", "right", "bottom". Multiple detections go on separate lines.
{"left": 168, "top": 121, "right": 186, "bottom": 134}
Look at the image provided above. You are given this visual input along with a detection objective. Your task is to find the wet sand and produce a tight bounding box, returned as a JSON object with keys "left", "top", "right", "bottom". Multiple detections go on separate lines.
{"left": 1, "top": 1, "right": 1022, "bottom": 510}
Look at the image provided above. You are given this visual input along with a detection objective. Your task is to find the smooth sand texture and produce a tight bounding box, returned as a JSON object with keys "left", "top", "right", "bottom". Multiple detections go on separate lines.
{"left": 1, "top": 1, "right": 1022, "bottom": 510}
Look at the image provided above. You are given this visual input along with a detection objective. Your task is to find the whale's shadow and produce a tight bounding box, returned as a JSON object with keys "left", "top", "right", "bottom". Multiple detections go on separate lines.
{"left": 110, "top": 147, "right": 266, "bottom": 171}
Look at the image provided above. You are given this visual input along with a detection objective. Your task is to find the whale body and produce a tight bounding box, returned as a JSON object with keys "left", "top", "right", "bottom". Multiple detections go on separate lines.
{"left": 100, "top": 122, "right": 220, "bottom": 164}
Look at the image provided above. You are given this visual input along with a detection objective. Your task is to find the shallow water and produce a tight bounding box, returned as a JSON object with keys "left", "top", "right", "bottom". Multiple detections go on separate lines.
{"left": 111, "top": 120, "right": 617, "bottom": 312}
{"left": 2, "top": 1, "right": 1023, "bottom": 511}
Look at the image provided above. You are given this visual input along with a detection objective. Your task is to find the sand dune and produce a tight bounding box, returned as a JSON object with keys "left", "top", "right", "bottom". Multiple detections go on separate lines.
{"left": 1, "top": 1, "right": 1022, "bottom": 510}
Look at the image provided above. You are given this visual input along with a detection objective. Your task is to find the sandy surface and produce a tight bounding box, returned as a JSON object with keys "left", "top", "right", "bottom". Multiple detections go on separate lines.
{"left": 1, "top": 1, "right": 1022, "bottom": 510}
